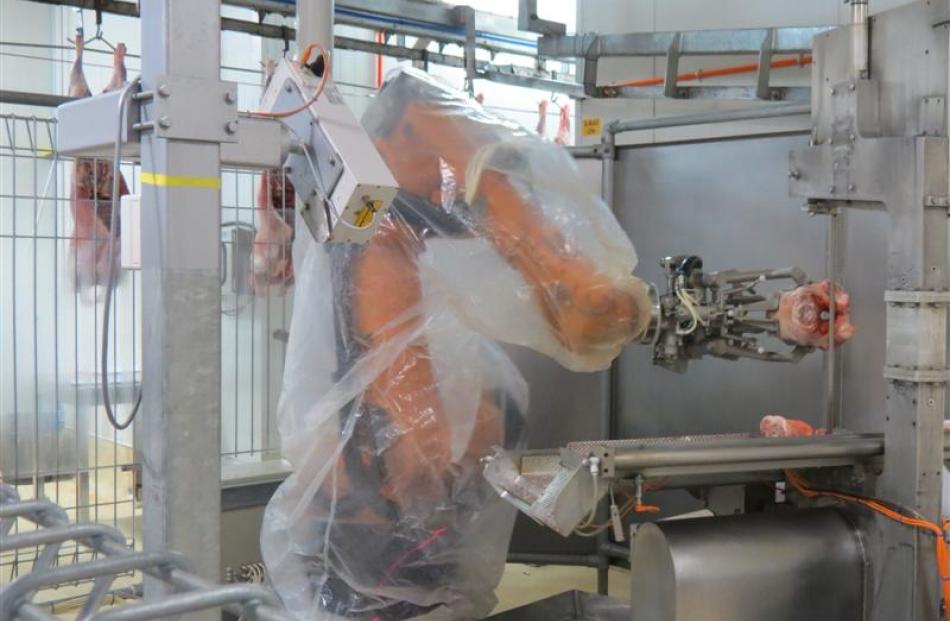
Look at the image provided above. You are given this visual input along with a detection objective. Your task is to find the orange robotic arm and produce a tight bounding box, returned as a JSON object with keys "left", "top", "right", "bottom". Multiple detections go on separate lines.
{"left": 367, "top": 73, "right": 653, "bottom": 366}
{"left": 364, "top": 69, "right": 852, "bottom": 374}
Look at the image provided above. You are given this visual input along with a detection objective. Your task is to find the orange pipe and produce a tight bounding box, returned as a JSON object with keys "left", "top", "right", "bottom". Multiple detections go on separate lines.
{"left": 375, "top": 32, "right": 384, "bottom": 89}
{"left": 610, "top": 53, "right": 812, "bottom": 89}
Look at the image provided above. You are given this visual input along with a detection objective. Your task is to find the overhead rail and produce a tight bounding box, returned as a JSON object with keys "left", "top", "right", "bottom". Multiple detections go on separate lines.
{"left": 538, "top": 25, "right": 833, "bottom": 99}
{"left": 21, "top": 0, "right": 582, "bottom": 96}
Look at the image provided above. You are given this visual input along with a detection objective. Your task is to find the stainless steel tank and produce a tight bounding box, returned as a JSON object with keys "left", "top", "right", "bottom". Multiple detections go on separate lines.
{"left": 629, "top": 509, "right": 865, "bottom": 621}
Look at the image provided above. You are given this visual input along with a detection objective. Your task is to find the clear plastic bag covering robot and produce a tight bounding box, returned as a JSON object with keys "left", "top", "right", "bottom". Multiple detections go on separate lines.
{"left": 260, "top": 67, "right": 651, "bottom": 620}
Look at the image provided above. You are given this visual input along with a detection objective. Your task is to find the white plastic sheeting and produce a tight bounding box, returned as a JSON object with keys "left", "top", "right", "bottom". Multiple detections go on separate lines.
{"left": 262, "top": 68, "right": 647, "bottom": 620}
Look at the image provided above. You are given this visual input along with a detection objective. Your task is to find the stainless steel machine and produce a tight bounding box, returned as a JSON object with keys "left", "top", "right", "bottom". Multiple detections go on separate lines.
{"left": 487, "top": 2, "right": 950, "bottom": 620}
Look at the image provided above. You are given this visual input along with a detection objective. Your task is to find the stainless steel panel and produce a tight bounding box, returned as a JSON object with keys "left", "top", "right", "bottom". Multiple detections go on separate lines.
{"left": 629, "top": 509, "right": 865, "bottom": 621}
{"left": 613, "top": 133, "right": 889, "bottom": 438}
{"left": 518, "top": 135, "right": 890, "bottom": 556}
{"left": 811, "top": 1, "right": 949, "bottom": 142}
{"left": 614, "top": 135, "right": 826, "bottom": 439}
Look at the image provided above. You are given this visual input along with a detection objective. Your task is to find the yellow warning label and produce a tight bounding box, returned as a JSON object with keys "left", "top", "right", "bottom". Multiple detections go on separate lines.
{"left": 141, "top": 172, "right": 222, "bottom": 189}
{"left": 581, "top": 117, "right": 603, "bottom": 137}
{"left": 353, "top": 199, "right": 381, "bottom": 228}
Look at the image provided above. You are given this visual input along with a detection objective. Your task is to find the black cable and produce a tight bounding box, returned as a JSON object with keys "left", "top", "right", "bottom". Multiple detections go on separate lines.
{"left": 101, "top": 78, "right": 141, "bottom": 431}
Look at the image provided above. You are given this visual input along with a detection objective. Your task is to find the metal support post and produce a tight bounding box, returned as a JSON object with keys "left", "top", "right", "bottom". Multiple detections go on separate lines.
{"left": 297, "top": 0, "right": 334, "bottom": 50}
{"left": 877, "top": 141, "right": 948, "bottom": 618}
{"left": 754, "top": 29, "right": 776, "bottom": 100}
{"left": 455, "top": 6, "right": 478, "bottom": 97}
{"left": 792, "top": 136, "right": 949, "bottom": 620}
{"left": 824, "top": 206, "right": 845, "bottom": 430}
{"left": 517, "top": 0, "right": 566, "bottom": 36}
{"left": 581, "top": 55, "right": 599, "bottom": 99}
{"left": 139, "top": 1, "right": 228, "bottom": 616}
{"left": 663, "top": 33, "right": 682, "bottom": 99}
{"left": 788, "top": 12, "right": 950, "bottom": 618}
{"left": 593, "top": 130, "right": 617, "bottom": 596}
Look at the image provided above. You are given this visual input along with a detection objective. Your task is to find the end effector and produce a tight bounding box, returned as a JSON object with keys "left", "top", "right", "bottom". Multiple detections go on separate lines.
{"left": 642, "top": 255, "right": 854, "bottom": 372}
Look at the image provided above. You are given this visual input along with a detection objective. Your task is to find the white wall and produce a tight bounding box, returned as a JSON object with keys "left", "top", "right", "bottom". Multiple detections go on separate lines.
{"left": 576, "top": 0, "right": 918, "bottom": 145}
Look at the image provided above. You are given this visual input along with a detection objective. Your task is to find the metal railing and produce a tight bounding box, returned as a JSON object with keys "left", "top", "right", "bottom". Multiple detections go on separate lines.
{"left": 0, "top": 483, "right": 293, "bottom": 621}
{"left": 1, "top": 113, "right": 140, "bottom": 594}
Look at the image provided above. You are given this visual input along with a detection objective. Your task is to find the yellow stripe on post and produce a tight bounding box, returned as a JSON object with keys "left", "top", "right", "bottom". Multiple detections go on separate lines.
{"left": 140, "top": 172, "right": 222, "bottom": 189}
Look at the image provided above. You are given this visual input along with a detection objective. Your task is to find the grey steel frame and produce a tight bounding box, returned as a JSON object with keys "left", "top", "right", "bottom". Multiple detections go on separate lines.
{"left": 15, "top": 0, "right": 836, "bottom": 102}
{"left": 17, "top": 0, "right": 581, "bottom": 98}
{"left": 538, "top": 26, "right": 831, "bottom": 100}
{"left": 135, "top": 2, "right": 226, "bottom": 616}
{"left": 572, "top": 2, "right": 950, "bottom": 618}
{"left": 0, "top": 483, "right": 293, "bottom": 621}
{"left": 787, "top": 2, "right": 950, "bottom": 618}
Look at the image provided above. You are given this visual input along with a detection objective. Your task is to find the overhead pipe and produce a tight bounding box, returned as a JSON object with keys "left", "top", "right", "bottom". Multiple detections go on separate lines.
{"left": 608, "top": 54, "right": 812, "bottom": 89}
{"left": 605, "top": 102, "right": 810, "bottom": 136}
{"left": 610, "top": 434, "right": 883, "bottom": 474}
{"left": 297, "top": 0, "right": 334, "bottom": 55}
{"left": 375, "top": 31, "right": 385, "bottom": 89}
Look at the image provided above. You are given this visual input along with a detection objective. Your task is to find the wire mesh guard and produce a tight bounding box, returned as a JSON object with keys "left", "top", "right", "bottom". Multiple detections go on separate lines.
{"left": 1, "top": 112, "right": 291, "bottom": 606}
{"left": 0, "top": 482, "right": 294, "bottom": 621}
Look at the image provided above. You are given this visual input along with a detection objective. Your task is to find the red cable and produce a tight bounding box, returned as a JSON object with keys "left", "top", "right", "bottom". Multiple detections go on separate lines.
{"left": 367, "top": 527, "right": 449, "bottom": 621}
{"left": 375, "top": 526, "right": 450, "bottom": 590}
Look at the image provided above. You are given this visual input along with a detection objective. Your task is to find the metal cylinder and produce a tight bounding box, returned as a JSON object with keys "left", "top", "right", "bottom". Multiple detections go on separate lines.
{"left": 605, "top": 103, "right": 810, "bottom": 135}
{"left": 297, "top": 0, "right": 335, "bottom": 51}
{"left": 851, "top": 0, "right": 870, "bottom": 78}
{"left": 611, "top": 434, "right": 882, "bottom": 473}
{"left": 630, "top": 509, "right": 865, "bottom": 621}
{"left": 595, "top": 129, "right": 617, "bottom": 595}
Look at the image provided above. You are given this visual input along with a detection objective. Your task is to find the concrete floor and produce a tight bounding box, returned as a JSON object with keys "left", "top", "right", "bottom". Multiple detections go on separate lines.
{"left": 494, "top": 564, "right": 630, "bottom": 614}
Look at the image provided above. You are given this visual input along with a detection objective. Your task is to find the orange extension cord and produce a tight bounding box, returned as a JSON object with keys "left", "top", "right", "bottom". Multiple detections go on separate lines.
{"left": 785, "top": 470, "right": 950, "bottom": 617}
{"left": 608, "top": 53, "right": 812, "bottom": 89}
{"left": 249, "top": 43, "right": 331, "bottom": 119}
{"left": 602, "top": 472, "right": 950, "bottom": 614}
